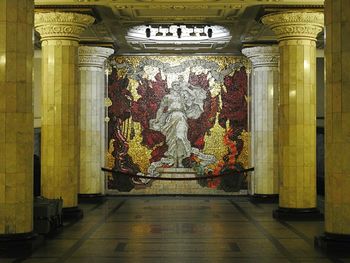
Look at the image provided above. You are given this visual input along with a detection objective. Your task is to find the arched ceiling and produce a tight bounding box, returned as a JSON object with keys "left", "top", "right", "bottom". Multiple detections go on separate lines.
{"left": 34, "top": 0, "right": 324, "bottom": 54}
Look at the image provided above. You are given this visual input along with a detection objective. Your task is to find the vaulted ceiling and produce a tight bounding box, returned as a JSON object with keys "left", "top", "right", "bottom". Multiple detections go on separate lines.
{"left": 34, "top": 0, "right": 324, "bottom": 54}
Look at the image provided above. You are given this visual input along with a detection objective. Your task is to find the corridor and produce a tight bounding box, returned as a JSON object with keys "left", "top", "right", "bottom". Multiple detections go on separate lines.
{"left": 5, "top": 197, "right": 348, "bottom": 263}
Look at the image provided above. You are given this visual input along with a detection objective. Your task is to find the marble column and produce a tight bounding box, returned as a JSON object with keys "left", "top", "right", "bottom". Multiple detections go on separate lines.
{"left": 242, "top": 46, "right": 279, "bottom": 202}
{"left": 315, "top": 0, "right": 350, "bottom": 251}
{"left": 35, "top": 12, "right": 94, "bottom": 218}
{"left": 262, "top": 11, "right": 324, "bottom": 219}
{"left": 0, "top": 0, "right": 40, "bottom": 255}
{"left": 78, "top": 46, "right": 113, "bottom": 198}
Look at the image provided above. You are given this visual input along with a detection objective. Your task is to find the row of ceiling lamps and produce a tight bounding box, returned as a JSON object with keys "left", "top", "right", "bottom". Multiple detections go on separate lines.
{"left": 145, "top": 25, "right": 213, "bottom": 38}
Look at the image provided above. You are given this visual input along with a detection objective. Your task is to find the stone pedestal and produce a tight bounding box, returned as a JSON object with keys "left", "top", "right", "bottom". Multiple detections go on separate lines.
{"left": 242, "top": 46, "right": 279, "bottom": 203}
{"left": 78, "top": 46, "right": 114, "bottom": 198}
{"left": 315, "top": 0, "right": 350, "bottom": 252}
{"left": 35, "top": 12, "right": 94, "bottom": 216}
{"left": 0, "top": 0, "right": 43, "bottom": 257}
{"left": 262, "top": 11, "right": 324, "bottom": 219}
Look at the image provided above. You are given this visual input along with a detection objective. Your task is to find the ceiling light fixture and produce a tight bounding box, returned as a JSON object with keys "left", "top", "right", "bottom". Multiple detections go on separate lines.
{"left": 156, "top": 26, "right": 163, "bottom": 36}
{"left": 189, "top": 26, "right": 196, "bottom": 37}
{"left": 166, "top": 27, "right": 173, "bottom": 36}
{"left": 208, "top": 27, "right": 213, "bottom": 38}
{"left": 127, "top": 24, "right": 231, "bottom": 51}
{"left": 145, "top": 27, "right": 151, "bottom": 38}
{"left": 199, "top": 27, "right": 206, "bottom": 37}
{"left": 177, "top": 27, "right": 182, "bottom": 38}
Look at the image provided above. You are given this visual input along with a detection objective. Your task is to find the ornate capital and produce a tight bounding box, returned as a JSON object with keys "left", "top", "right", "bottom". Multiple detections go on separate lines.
{"left": 262, "top": 11, "right": 324, "bottom": 41}
{"left": 35, "top": 12, "right": 95, "bottom": 41}
{"left": 242, "top": 46, "right": 279, "bottom": 68}
{"left": 78, "top": 46, "right": 114, "bottom": 68}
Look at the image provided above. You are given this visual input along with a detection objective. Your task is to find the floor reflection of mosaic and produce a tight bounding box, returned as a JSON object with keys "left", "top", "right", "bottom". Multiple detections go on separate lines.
{"left": 8, "top": 196, "right": 345, "bottom": 263}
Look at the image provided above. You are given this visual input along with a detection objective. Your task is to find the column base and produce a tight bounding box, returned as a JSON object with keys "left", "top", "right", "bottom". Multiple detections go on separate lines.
{"left": 0, "top": 232, "right": 44, "bottom": 258}
{"left": 78, "top": 193, "right": 106, "bottom": 204}
{"left": 62, "top": 206, "right": 84, "bottom": 221}
{"left": 249, "top": 194, "right": 279, "bottom": 203}
{"left": 315, "top": 232, "right": 350, "bottom": 253}
{"left": 273, "top": 207, "right": 323, "bottom": 220}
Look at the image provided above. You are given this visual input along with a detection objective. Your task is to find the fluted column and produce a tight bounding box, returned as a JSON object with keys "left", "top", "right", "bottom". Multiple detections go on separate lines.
{"left": 35, "top": 13, "right": 94, "bottom": 214}
{"left": 262, "top": 11, "right": 324, "bottom": 219}
{"left": 0, "top": 0, "right": 39, "bottom": 255}
{"left": 242, "top": 46, "right": 279, "bottom": 202}
{"left": 78, "top": 46, "right": 113, "bottom": 197}
{"left": 315, "top": 0, "right": 350, "bottom": 251}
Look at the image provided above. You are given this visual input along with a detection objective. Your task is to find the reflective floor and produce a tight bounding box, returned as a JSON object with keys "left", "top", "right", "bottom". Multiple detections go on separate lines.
{"left": 4, "top": 196, "right": 350, "bottom": 263}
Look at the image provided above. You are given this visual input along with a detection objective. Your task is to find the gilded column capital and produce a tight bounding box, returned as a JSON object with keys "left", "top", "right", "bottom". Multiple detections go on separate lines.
{"left": 242, "top": 46, "right": 279, "bottom": 68}
{"left": 262, "top": 11, "right": 324, "bottom": 41}
{"left": 35, "top": 12, "right": 95, "bottom": 41}
{"left": 78, "top": 46, "right": 114, "bottom": 68}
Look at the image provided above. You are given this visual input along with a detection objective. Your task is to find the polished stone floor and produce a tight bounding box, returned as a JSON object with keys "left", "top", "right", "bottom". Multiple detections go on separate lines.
{"left": 3, "top": 196, "right": 350, "bottom": 263}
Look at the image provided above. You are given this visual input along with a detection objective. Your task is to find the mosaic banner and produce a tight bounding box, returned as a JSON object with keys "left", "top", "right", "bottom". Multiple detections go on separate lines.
{"left": 106, "top": 56, "right": 250, "bottom": 194}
